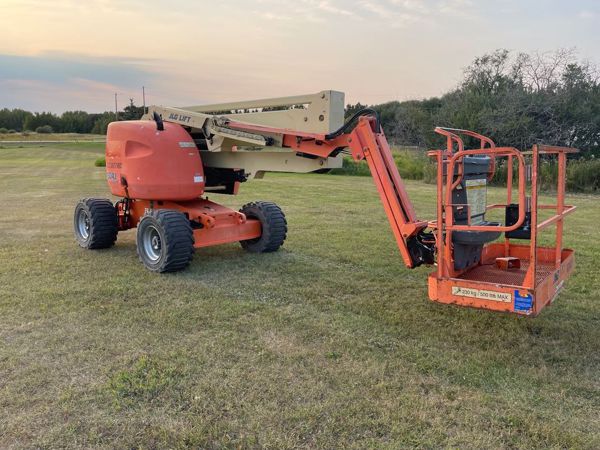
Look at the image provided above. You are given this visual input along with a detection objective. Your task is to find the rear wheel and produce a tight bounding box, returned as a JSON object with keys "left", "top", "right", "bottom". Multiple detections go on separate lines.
{"left": 239, "top": 201, "right": 287, "bottom": 253}
{"left": 74, "top": 198, "right": 118, "bottom": 249}
{"left": 136, "top": 210, "right": 194, "bottom": 273}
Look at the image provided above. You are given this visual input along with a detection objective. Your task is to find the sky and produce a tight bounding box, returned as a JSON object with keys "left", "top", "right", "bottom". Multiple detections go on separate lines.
{"left": 0, "top": 0, "right": 598, "bottom": 113}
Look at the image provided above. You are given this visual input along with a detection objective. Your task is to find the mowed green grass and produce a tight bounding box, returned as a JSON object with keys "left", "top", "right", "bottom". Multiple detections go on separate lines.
{"left": 0, "top": 143, "right": 598, "bottom": 449}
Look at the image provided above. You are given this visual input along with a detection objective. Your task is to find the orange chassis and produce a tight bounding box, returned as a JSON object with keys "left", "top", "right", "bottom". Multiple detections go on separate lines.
{"left": 116, "top": 198, "right": 262, "bottom": 249}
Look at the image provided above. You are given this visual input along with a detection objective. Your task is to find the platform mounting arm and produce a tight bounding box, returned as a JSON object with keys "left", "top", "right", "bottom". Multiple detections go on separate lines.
{"left": 345, "top": 117, "right": 432, "bottom": 268}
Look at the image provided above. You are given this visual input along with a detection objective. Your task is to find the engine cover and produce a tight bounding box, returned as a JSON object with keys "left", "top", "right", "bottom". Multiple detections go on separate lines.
{"left": 105, "top": 120, "right": 205, "bottom": 201}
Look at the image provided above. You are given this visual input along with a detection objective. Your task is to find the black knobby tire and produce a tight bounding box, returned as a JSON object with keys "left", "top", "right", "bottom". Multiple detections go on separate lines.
{"left": 136, "top": 210, "right": 194, "bottom": 273}
{"left": 239, "top": 201, "right": 287, "bottom": 253}
{"left": 74, "top": 198, "right": 118, "bottom": 249}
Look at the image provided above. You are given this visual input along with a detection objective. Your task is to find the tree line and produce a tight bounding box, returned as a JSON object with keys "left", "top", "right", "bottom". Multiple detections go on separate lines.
{"left": 347, "top": 48, "right": 600, "bottom": 157}
{"left": 0, "top": 99, "right": 144, "bottom": 134}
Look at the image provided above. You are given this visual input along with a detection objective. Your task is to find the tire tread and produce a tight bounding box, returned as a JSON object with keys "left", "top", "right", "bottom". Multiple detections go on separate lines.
{"left": 239, "top": 201, "right": 287, "bottom": 253}
{"left": 136, "top": 209, "right": 194, "bottom": 273}
{"left": 74, "top": 198, "right": 118, "bottom": 249}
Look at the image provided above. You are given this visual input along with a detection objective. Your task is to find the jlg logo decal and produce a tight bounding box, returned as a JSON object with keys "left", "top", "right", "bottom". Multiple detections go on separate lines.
{"left": 168, "top": 113, "right": 191, "bottom": 123}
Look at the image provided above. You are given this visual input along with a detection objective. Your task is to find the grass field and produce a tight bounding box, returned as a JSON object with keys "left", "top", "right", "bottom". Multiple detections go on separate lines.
{"left": 0, "top": 143, "right": 599, "bottom": 449}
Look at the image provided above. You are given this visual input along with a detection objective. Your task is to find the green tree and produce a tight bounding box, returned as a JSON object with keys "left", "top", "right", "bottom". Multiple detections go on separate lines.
{"left": 23, "top": 112, "right": 61, "bottom": 132}
{"left": 91, "top": 112, "right": 115, "bottom": 135}
{"left": 344, "top": 102, "right": 367, "bottom": 119}
{"left": 0, "top": 108, "right": 33, "bottom": 131}
{"left": 61, "top": 111, "right": 95, "bottom": 133}
{"left": 121, "top": 99, "right": 145, "bottom": 120}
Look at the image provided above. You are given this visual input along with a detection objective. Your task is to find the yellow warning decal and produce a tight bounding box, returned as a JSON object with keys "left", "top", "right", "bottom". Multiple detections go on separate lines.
{"left": 465, "top": 178, "right": 487, "bottom": 218}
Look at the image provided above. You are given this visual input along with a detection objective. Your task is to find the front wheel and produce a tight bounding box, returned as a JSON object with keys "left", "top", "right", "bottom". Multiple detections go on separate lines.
{"left": 239, "top": 201, "right": 287, "bottom": 253}
{"left": 136, "top": 210, "right": 194, "bottom": 273}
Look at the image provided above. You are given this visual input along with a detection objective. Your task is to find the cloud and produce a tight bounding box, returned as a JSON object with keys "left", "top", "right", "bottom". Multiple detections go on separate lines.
{"left": 391, "top": 0, "right": 430, "bottom": 14}
{"left": 355, "top": 0, "right": 429, "bottom": 27}
{"left": 436, "top": 0, "right": 476, "bottom": 19}
{"left": 359, "top": 0, "right": 394, "bottom": 17}
{"left": 2, "top": 0, "right": 145, "bottom": 16}
{"left": 578, "top": 10, "right": 597, "bottom": 19}
{"left": 0, "top": 53, "right": 155, "bottom": 87}
{"left": 332, "top": 0, "right": 479, "bottom": 28}
{"left": 252, "top": 0, "right": 360, "bottom": 22}
{"left": 0, "top": 52, "right": 157, "bottom": 112}
{"left": 258, "top": 11, "right": 294, "bottom": 21}
{"left": 314, "top": 0, "right": 357, "bottom": 17}
{"left": 0, "top": 78, "right": 121, "bottom": 112}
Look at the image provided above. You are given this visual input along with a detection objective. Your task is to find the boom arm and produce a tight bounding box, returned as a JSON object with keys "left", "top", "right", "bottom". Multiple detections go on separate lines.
{"left": 223, "top": 113, "right": 434, "bottom": 268}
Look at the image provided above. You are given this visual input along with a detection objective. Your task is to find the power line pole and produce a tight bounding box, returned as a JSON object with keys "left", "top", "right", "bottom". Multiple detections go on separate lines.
{"left": 142, "top": 86, "right": 146, "bottom": 113}
{"left": 114, "top": 93, "right": 118, "bottom": 120}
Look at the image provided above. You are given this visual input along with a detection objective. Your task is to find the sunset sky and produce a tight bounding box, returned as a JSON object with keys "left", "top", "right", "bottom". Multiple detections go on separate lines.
{"left": 0, "top": 0, "right": 598, "bottom": 113}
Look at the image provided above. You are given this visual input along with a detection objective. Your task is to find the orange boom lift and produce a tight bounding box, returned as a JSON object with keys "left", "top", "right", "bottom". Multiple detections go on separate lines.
{"left": 74, "top": 91, "right": 576, "bottom": 316}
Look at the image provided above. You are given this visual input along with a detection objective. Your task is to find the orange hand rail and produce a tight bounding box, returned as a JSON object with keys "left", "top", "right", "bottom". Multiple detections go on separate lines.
{"left": 435, "top": 127, "right": 497, "bottom": 184}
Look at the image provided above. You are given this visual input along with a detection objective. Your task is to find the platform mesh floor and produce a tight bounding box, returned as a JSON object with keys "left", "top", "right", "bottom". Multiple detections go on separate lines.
{"left": 458, "top": 260, "right": 556, "bottom": 286}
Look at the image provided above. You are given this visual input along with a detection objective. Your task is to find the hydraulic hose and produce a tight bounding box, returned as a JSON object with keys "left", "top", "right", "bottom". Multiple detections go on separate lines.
{"left": 325, "top": 108, "right": 381, "bottom": 140}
